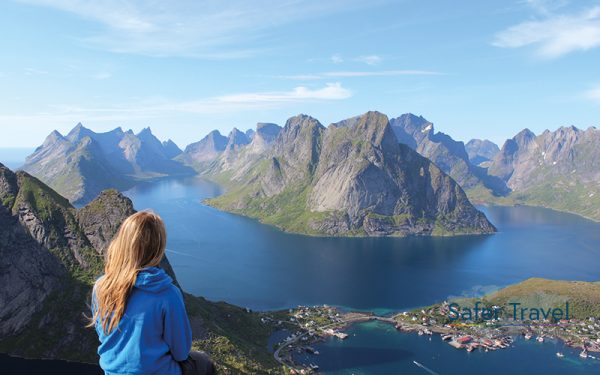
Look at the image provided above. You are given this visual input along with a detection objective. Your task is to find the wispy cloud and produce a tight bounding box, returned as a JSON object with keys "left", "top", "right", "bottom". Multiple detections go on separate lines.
{"left": 355, "top": 55, "right": 382, "bottom": 65}
{"left": 278, "top": 70, "right": 442, "bottom": 80}
{"left": 24, "top": 67, "right": 48, "bottom": 76}
{"left": 92, "top": 72, "right": 112, "bottom": 80}
{"left": 584, "top": 85, "right": 600, "bottom": 103}
{"left": 17, "top": 0, "right": 373, "bottom": 58}
{"left": 493, "top": 6, "right": 600, "bottom": 58}
{"left": 0, "top": 83, "right": 352, "bottom": 125}
{"left": 330, "top": 54, "right": 344, "bottom": 64}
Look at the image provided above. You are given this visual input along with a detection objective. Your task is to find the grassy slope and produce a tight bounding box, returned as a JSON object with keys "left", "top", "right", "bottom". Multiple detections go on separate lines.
{"left": 485, "top": 278, "right": 600, "bottom": 320}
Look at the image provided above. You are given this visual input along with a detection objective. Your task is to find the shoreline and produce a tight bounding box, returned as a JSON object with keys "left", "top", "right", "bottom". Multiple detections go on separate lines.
{"left": 269, "top": 304, "right": 600, "bottom": 373}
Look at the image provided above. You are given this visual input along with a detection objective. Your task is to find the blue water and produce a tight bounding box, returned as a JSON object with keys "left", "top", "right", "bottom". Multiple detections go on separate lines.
{"left": 125, "top": 176, "right": 600, "bottom": 312}
{"left": 3, "top": 175, "right": 599, "bottom": 374}
{"left": 293, "top": 321, "right": 600, "bottom": 374}
{"left": 123, "top": 176, "right": 600, "bottom": 374}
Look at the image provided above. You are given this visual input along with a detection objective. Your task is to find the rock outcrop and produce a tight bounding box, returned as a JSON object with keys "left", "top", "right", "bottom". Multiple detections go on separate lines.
{"left": 488, "top": 126, "right": 600, "bottom": 220}
{"left": 207, "top": 112, "right": 496, "bottom": 236}
{"left": 389, "top": 114, "right": 508, "bottom": 197}
{"left": 465, "top": 139, "right": 500, "bottom": 166}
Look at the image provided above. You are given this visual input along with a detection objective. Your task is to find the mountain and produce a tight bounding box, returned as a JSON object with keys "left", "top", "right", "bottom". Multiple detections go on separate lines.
{"left": 0, "top": 163, "right": 279, "bottom": 373}
{"left": 181, "top": 123, "right": 282, "bottom": 183}
{"left": 465, "top": 139, "right": 500, "bottom": 166}
{"left": 22, "top": 124, "right": 194, "bottom": 204}
{"left": 178, "top": 130, "right": 228, "bottom": 169}
{"left": 162, "top": 139, "right": 183, "bottom": 159}
{"left": 206, "top": 112, "right": 495, "bottom": 236}
{"left": 488, "top": 126, "right": 600, "bottom": 220}
{"left": 389, "top": 114, "right": 508, "bottom": 198}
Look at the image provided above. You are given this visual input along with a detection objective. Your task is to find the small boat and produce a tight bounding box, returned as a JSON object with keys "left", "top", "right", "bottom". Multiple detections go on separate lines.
{"left": 418, "top": 330, "right": 424, "bottom": 336}
{"left": 441, "top": 334, "right": 453, "bottom": 341}
{"left": 467, "top": 346, "right": 474, "bottom": 352}
{"left": 580, "top": 351, "right": 588, "bottom": 359}
{"left": 556, "top": 352, "right": 564, "bottom": 358}
{"left": 537, "top": 337, "right": 544, "bottom": 343}
{"left": 524, "top": 333, "right": 532, "bottom": 340}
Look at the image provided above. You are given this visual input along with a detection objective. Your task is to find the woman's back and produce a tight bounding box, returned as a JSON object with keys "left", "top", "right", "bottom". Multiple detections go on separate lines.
{"left": 94, "top": 267, "right": 191, "bottom": 375}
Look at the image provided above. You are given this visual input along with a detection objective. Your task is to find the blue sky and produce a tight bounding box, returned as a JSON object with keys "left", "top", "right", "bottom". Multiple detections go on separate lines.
{"left": 1, "top": 0, "right": 599, "bottom": 149}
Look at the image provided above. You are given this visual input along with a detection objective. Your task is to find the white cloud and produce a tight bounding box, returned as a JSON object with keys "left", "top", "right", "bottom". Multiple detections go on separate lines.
{"left": 0, "top": 83, "right": 352, "bottom": 126}
{"left": 330, "top": 54, "right": 344, "bottom": 64}
{"left": 278, "top": 70, "right": 441, "bottom": 80}
{"left": 17, "top": 0, "right": 373, "bottom": 58}
{"left": 24, "top": 67, "right": 48, "bottom": 76}
{"left": 493, "top": 6, "right": 600, "bottom": 58}
{"left": 92, "top": 72, "right": 112, "bottom": 80}
{"left": 355, "top": 55, "right": 382, "bottom": 65}
{"left": 584, "top": 85, "right": 600, "bottom": 102}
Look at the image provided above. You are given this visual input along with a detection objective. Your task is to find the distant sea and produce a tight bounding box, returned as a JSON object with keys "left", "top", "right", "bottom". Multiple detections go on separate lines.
{"left": 0, "top": 147, "right": 34, "bottom": 170}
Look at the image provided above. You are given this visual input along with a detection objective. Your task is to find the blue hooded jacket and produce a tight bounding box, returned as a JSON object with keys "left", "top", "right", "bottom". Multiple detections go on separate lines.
{"left": 93, "top": 267, "right": 192, "bottom": 375}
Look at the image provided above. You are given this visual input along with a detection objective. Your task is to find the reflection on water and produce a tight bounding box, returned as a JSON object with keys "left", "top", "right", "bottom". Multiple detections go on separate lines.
{"left": 125, "top": 176, "right": 600, "bottom": 312}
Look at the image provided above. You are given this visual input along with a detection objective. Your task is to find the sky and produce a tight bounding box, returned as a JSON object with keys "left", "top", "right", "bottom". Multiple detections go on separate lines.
{"left": 0, "top": 0, "right": 599, "bottom": 149}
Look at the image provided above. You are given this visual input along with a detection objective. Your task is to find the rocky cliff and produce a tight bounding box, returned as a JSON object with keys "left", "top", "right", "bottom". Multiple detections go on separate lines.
{"left": 207, "top": 112, "right": 495, "bottom": 236}
{"left": 465, "top": 139, "right": 500, "bottom": 166}
{"left": 389, "top": 114, "right": 508, "bottom": 198}
{"left": 488, "top": 126, "right": 600, "bottom": 220}
{"left": 0, "top": 163, "right": 279, "bottom": 373}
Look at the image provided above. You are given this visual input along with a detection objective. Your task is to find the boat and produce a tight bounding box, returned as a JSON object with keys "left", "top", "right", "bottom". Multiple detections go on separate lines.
{"left": 524, "top": 333, "right": 532, "bottom": 340}
{"left": 580, "top": 351, "right": 588, "bottom": 359}
{"left": 556, "top": 352, "right": 564, "bottom": 358}
{"left": 467, "top": 345, "right": 475, "bottom": 352}
{"left": 418, "top": 330, "right": 424, "bottom": 336}
{"left": 441, "top": 334, "right": 453, "bottom": 341}
{"left": 537, "top": 336, "right": 544, "bottom": 343}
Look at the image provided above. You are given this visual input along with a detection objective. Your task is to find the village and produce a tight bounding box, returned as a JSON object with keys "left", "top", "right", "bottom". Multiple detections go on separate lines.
{"left": 261, "top": 302, "right": 600, "bottom": 373}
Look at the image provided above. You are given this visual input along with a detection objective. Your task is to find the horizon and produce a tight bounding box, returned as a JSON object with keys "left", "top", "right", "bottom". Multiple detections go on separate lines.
{"left": 2, "top": 112, "right": 599, "bottom": 153}
{"left": 1, "top": 1, "right": 600, "bottom": 148}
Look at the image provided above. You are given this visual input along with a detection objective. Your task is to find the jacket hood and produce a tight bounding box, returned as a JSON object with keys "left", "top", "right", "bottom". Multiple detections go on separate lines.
{"left": 134, "top": 267, "right": 173, "bottom": 292}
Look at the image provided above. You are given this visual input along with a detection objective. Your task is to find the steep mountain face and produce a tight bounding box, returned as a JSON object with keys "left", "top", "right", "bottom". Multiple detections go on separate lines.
{"left": 465, "top": 139, "right": 499, "bottom": 166}
{"left": 0, "top": 164, "right": 279, "bottom": 372}
{"left": 179, "top": 130, "right": 228, "bottom": 168}
{"left": 0, "top": 164, "right": 66, "bottom": 338}
{"left": 183, "top": 123, "right": 282, "bottom": 182}
{"left": 247, "top": 123, "right": 282, "bottom": 154}
{"left": 162, "top": 139, "right": 183, "bottom": 159}
{"left": 488, "top": 126, "right": 600, "bottom": 220}
{"left": 389, "top": 114, "right": 508, "bottom": 197}
{"left": 207, "top": 112, "right": 495, "bottom": 236}
{"left": 22, "top": 124, "right": 194, "bottom": 204}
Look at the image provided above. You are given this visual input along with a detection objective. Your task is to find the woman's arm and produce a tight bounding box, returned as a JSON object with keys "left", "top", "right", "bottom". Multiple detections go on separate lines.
{"left": 163, "top": 286, "right": 192, "bottom": 362}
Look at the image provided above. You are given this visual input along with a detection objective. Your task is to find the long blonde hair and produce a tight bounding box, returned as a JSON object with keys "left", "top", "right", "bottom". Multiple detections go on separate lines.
{"left": 89, "top": 211, "right": 167, "bottom": 334}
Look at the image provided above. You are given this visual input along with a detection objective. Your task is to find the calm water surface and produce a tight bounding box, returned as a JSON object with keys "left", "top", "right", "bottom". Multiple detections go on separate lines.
{"left": 6, "top": 175, "right": 597, "bottom": 374}
{"left": 125, "top": 176, "right": 600, "bottom": 313}
{"left": 124, "top": 176, "right": 600, "bottom": 374}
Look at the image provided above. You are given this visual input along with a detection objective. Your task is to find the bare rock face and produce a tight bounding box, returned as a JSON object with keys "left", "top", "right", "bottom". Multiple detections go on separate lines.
{"left": 0, "top": 164, "right": 66, "bottom": 337}
{"left": 390, "top": 114, "right": 508, "bottom": 196}
{"left": 208, "top": 112, "right": 496, "bottom": 236}
{"left": 77, "top": 189, "right": 135, "bottom": 253}
{"left": 0, "top": 163, "right": 180, "bottom": 361}
{"left": 488, "top": 126, "right": 600, "bottom": 220}
{"left": 465, "top": 139, "right": 500, "bottom": 166}
{"left": 22, "top": 124, "right": 194, "bottom": 205}
{"left": 180, "top": 130, "right": 228, "bottom": 166}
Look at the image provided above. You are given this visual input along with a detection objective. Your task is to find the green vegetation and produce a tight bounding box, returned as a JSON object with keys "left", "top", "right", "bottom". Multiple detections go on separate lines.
{"left": 485, "top": 278, "right": 600, "bottom": 319}
{"left": 185, "top": 295, "right": 282, "bottom": 374}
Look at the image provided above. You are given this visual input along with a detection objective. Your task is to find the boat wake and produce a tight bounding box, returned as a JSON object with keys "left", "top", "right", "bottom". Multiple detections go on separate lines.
{"left": 413, "top": 360, "right": 439, "bottom": 375}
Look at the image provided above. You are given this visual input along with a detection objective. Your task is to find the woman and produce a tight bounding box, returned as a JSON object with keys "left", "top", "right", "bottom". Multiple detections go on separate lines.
{"left": 90, "top": 211, "right": 215, "bottom": 375}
